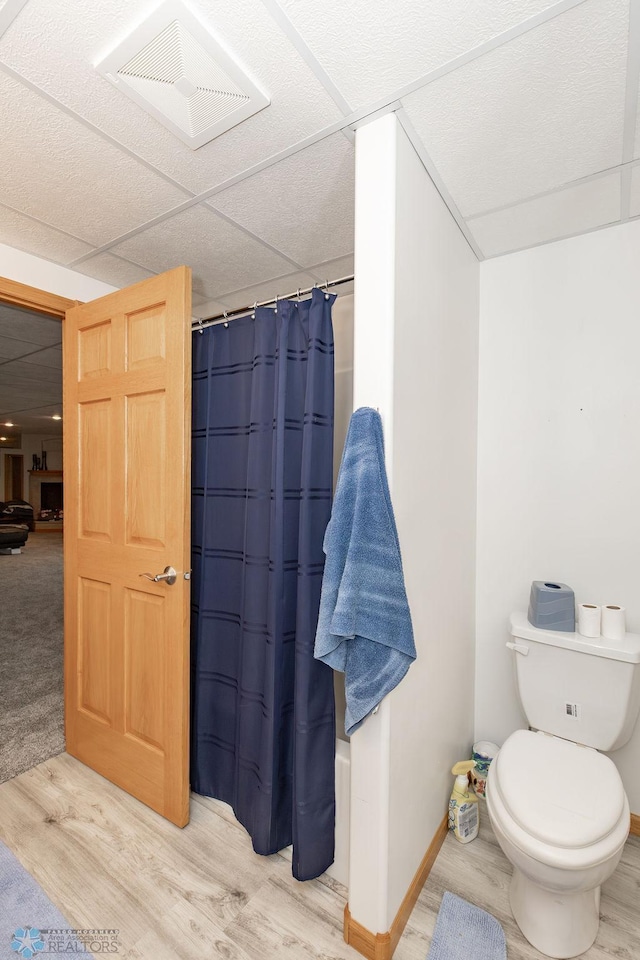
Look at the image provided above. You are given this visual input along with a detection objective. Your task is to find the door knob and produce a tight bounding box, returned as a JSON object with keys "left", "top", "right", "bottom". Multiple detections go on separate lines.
{"left": 139, "top": 566, "right": 177, "bottom": 585}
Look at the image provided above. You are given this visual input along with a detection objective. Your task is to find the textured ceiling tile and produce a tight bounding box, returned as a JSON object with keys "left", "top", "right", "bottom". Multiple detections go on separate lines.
{"left": 278, "top": 0, "right": 558, "bottom": 108}
{"left": 0, "top": 72, "right": 189, "bottom": 246}
{"left": 0, "top": 359, "right": 61, "bottom": 383}
{"left": 402, "top": 0, "right": 628, "bottom": 217}
{"left": 19, "top": 345, "right": 62, "bottom": 369}
{"left": 110, "top": 205, "right": 295, "bottom": 301}
{"left": 209, "top": 134, "right": 354, "bottom": 265}
{"left": 0, "top": 202, "right": 93, "bottom": 263}
{"left": 306, "top": 253, "right": 354, "bottom": 280}
{"left": 216, "top": 269, "right": 318, "bottom": 309}
{"left": 0, "top": 307, "right": 62, "bottom": 345}
{"left": 192, "top": 298, "right": 229, "bottom": 316}
{"left": 468, "top": 174, "right": 621, "bottom": 256}
{"left": 0, "top": 405, "right": 62, "bottom": 435}
{"left": 628, "top": 166, "right": 640, "bottom": 217}
{"left": 0, "top": 335, "right": 35, "bottom": 360}
{"left": 0, "top": 0, "right": 343, "bottom": 194}
{"left": 72, "top": 253, "right": 157, "bottom": 289}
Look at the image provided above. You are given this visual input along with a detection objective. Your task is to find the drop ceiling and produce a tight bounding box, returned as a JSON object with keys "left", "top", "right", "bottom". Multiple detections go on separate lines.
{"left": 0, "top": 0, "right": 637, "bottom": 306}
{"left": 0, "top": 303, "right": 62, "bottom": 437}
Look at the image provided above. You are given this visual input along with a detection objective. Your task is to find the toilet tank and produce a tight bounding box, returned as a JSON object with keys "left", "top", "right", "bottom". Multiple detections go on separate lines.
{"left": 509, "top": 612, "right": 640, "bottom": 751}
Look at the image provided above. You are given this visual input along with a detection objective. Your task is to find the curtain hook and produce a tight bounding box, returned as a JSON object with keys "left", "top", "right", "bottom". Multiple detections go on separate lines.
{"left": 296, "top": 288, "right": 301, "bottom": 302}
{"left": 223, "top": 310, "right": 229, "bottom": 328}
{"left": 324, "top": 280, "right": 330, "bottom": 300}
{"left": 274, "top": 293, "right": 278, "bottom": 314}
{"left": 197, "top": 318, "right": 204, "bottom": 335}
{"left": 251, "top": 301, "right": 257, "bottom": 320}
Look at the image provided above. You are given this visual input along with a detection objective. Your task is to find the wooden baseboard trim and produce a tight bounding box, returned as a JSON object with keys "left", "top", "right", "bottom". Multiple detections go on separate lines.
{"left": 630, "top": 813, "right": 640, "bottom": 837}
{"left": 343, "top": 907, "right": 391, "bottom": 960}
{"left": 388, "top": 813, "right": 449, "bottom": 954}
{"left": 344, "top": 812, "right": 449, "bottom": 960}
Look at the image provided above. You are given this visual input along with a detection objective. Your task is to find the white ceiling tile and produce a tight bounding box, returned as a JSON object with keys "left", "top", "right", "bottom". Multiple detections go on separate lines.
{"left": 19, "top": 345, "right": 62, "bottom": 369}
{"left": 402, "top": 0, "right": 628, "bottom": 217}
{"left": 192, "top": 298, "right": 229, "bottom": 316}
{"left": 277, "top": 0, "right": 560, "bottom": 109}
{"left": 0, "top": 0, "right": 343, "bottom": 194}
{"left": 1, "top": 358, "right": 61, "bottom": 382}
{"left": 191, "top": 292, "right": 212, "bottom": 307}
{"left": 0, "top": 305, "right": 62, "bottom": 345}
{"left": 0, "top": 72, "right": 189, "bottom": 246}
{"left": 72, "top": 253, "right": 157, "bottom": 289}
{"left": 215, "top": 269, "right": 318, "bottom": 309}
{"left": 209, "top": 134, "right": 354, "bottom": 266}
{"left": 110, "top": 204, "right": 295, "bottom": 300}
{"left": 0, "top": 202, "right": 93, "bottom": 263}
{"left": 628, "top": 165, "right": 640, "bottom": 217}
{"left": 0, "top": 0, "right": 28, "bottom": 38}
{"left": 468, "top": 174, "right": 621, "bottom": 257}
{"left": 0, "top": 335, "right": 36, "bottom": 360}
{"left": 306, "top": 253, "right": 354, "bottom": 281}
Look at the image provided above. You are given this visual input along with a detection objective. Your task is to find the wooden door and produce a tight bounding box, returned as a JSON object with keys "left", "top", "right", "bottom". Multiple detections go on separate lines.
{"left": 4, "top": 454, "right": 23, "bottom": 500}
{"left": 63, "top": 267, "right": 192, "bottom": 827}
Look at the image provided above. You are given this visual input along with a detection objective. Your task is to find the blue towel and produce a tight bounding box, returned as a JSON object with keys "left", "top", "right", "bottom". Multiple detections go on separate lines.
{"left": 314, "top": 407, "right": 416, "bottom": 735}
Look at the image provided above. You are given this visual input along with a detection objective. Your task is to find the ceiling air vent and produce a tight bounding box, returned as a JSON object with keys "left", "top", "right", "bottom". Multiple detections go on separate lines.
{"left": 96, "top": 0, "right": 270, "bottom": 150}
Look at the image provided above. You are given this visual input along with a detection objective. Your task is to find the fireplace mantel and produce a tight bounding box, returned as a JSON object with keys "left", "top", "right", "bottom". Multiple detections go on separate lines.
{"left": 29, "top": 470, "right": 63, "bottom": 515}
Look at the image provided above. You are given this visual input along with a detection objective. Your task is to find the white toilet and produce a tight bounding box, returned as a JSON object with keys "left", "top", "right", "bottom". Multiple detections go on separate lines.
{"left": 486, "top": 611, "right": 640, "bottom": 959}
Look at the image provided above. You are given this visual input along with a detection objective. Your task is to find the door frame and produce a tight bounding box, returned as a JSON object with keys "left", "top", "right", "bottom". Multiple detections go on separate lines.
{"left": 4, "top": 453, "right": 24, "bottom": 500}
{"left": 0, "top": 275, "right": 77, "bottom": 317}
{"left": 0, "top": 274, "right": 73, "bottom": 516}
{"left": 0, "top": 274, "right": 193, "bottom": 824}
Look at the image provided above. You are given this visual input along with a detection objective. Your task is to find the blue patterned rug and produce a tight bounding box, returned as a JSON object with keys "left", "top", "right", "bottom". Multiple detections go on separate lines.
{"left": 427, "top": 892, "right": 507, "bottom": 959}
{"left": 0, "top": 841, "right": 91, "bottom": 959}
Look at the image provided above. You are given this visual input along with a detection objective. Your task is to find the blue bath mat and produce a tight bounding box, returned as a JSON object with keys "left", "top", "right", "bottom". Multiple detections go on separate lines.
{"left": 0, "top": 841, "right": 91, "bottom": 959}
{"left": 427, "top": 892, "right": 507, "bottom": 959}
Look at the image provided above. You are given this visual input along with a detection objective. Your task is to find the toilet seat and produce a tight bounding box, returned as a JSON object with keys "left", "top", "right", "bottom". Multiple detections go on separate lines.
{"left": 487, "top": 730, "right": 630, "bottom": 870}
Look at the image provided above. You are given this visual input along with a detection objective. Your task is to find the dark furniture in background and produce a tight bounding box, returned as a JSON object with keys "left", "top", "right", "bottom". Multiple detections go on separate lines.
{"left": 0, "top": 500, "right": 35, "bottom": 531}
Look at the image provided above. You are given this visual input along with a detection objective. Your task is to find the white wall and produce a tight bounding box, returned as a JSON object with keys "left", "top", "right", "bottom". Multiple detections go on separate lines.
{"left": 0, "top": 435, "right": 62, "bottom": 502}
{"left": 350, "top": 114, "right": 479, "bottom": 934}
{"left": 332, "top": 293, "right": 354, "bottom": 743}
{"left": 476, "top": 218, "right": 640, "bottom": 814}
{"left": 0, "top": 243, "right": 116, "bottom": 301}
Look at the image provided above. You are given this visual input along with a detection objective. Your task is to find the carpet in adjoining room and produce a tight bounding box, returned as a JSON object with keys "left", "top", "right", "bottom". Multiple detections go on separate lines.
{"left": 0, "top": 533, "right": 64, "bottom": 783}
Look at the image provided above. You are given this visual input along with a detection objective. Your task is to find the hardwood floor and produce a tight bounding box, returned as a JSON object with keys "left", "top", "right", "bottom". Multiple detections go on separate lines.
{"left": 0, "top": 754, "right": 638, "bottom": 959}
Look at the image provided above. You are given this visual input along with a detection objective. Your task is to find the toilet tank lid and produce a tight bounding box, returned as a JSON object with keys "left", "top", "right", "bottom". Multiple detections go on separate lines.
{"left": 492, "top": 730, "right": 626, "bottom": 849}
{"left": 510, "top": 612, "right": 640, "bottom": 663}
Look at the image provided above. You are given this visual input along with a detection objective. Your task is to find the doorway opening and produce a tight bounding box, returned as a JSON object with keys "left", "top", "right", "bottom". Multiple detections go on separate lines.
{"left": 3, "top": 453, "right": 23, "bottom": 500}
{"left": 0, "top": 289, "right": 66, "bottom": 785}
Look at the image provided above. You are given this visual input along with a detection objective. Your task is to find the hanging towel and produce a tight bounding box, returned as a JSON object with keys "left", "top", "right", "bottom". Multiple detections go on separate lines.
{"left": 314, "top": 407, "right": 416, "bottom": 735}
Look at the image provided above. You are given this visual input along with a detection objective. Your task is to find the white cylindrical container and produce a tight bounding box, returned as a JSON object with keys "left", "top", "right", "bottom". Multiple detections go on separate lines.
{"left": 578, "top": 603, "right": 601, "bottom": 639}
{"left": 602, "top": 605, "right": 626, "bottom": 641}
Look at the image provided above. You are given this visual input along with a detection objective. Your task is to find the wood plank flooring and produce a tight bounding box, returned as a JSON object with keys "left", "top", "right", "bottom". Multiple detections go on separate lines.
{"left": 0, "top": 754, "right": 638, "bottom": 959}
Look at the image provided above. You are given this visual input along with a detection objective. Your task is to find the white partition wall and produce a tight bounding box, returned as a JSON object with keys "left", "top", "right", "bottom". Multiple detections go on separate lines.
{"left": 348, "top": 113, "right": 479, "bottom": 938}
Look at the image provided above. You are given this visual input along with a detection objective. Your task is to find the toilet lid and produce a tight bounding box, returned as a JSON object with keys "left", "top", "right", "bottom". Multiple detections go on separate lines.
{"left": 492, "top": 730, "right": 625, "bottom": 849}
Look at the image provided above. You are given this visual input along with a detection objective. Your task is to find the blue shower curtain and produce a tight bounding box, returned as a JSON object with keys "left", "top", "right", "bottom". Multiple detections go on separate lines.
{"left": 191, "top": 288, "right": 336, "bottom": 881}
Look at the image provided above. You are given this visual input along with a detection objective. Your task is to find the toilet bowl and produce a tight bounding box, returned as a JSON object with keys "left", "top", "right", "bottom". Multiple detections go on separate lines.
{"left": 487, "top": 729, "right": 630, "bottom": 959}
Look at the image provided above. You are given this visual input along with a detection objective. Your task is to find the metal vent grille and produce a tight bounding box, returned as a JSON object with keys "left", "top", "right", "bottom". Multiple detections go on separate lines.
{"left": 97, "top": 0, "right": 269, "bottom": 150}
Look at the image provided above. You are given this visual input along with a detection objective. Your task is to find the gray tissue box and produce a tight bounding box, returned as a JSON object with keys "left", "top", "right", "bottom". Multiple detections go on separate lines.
{"left": 528, "top": 581, "right": 575, "bottom": 632}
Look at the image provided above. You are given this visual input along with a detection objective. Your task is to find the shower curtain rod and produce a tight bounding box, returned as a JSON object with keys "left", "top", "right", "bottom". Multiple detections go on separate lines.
{"left": 192, "top": 274, "right": 354, "bottom": 332}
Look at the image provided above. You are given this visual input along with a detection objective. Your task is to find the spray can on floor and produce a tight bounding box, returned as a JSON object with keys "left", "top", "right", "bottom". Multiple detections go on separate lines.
{"left": 448, "top": 761, "right": 479, "bottom": 843}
